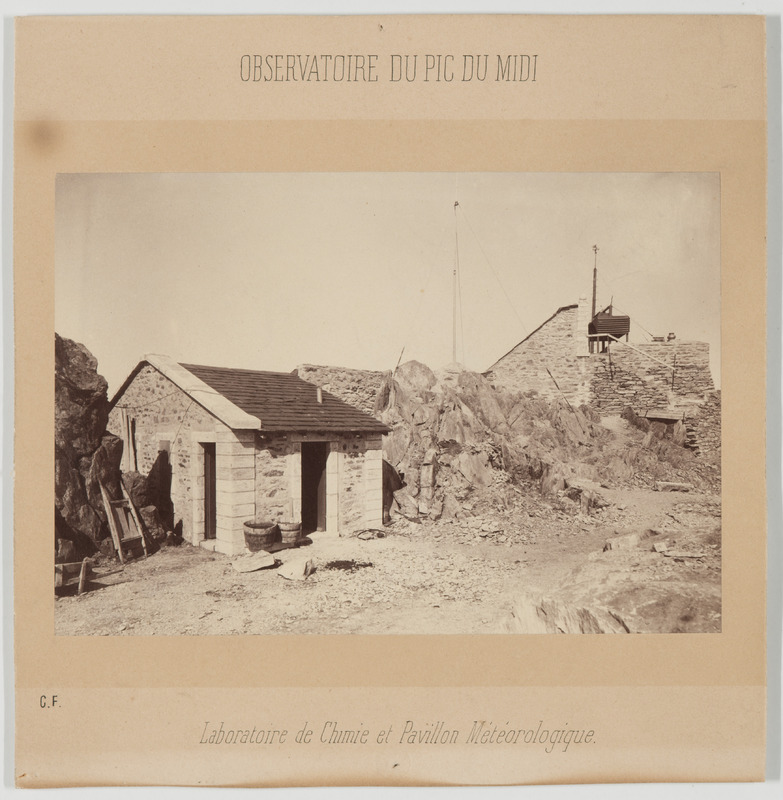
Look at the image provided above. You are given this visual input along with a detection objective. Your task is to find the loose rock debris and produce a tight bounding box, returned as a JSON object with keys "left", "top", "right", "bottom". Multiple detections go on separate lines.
{"left": 231, "top": 551, "right": 277, "bottom": 573}
{"left": 277, "top": 558, "right": 315, "bottom": 581}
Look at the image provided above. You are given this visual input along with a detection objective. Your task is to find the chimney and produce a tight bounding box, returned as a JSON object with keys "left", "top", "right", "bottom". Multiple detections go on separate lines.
{"left": 316, "top": 386, "right": 323, "bottom": 404}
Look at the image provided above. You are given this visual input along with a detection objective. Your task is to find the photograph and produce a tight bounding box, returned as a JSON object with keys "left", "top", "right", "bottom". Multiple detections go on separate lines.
{"left": 13, "top": 10, "right": 769, "bottom": 789}
{"left": 53, "top": 171, "right": 722, "bottom": 635}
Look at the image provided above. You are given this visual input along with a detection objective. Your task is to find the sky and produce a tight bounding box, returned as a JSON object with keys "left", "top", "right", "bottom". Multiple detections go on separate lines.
{"left": 55, "top": 172, "right": 721, "bottom": 395}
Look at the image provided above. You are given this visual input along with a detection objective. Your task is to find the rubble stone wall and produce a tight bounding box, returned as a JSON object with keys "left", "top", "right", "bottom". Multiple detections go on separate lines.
{"left": 589, "top": 353, "right": 671, "bottom": 414}
{"left": 108, "top": 365, "right": 252, "bottom": 551}
{"left": 484, "top": 306, "right": 591, "bottom": 404}
{"left": 590, "top": 341, "right": 714, "bottom": 414}
{"left": 688, "top": 389, "right": 722, "bottom": 459}
{"left": 296, "top": 364, "right": 388, "bottom": 415}
{"left": 485, "top": 307, "right": 714, "bottom": 415}
{"left": 254, "top": 434, "right": 297, "bottom": 524}
{"left": 253, "top": 432, "right": 383, "bottom": 534}
{"left": 336, "top": 434, "right": 375, "bottom": 532}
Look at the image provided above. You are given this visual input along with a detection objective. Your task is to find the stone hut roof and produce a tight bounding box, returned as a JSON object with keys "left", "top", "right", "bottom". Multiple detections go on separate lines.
{"left": 111, "top": 355, "right": 390, "bottom": 434}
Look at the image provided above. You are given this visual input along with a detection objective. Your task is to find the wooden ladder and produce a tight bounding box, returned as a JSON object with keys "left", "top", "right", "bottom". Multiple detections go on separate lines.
{"left": 99, "top": 482, "right": 149, "bottom": 563}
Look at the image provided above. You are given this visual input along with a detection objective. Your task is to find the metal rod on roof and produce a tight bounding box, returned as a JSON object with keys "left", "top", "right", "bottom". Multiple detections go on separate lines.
{"left": 453, "top": 201, "right": 459, "bottom": 364}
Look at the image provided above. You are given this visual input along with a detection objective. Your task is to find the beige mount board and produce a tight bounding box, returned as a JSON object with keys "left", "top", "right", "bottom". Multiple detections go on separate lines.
{"left": 13, "top": 14, "right": 767, "bottom": 787}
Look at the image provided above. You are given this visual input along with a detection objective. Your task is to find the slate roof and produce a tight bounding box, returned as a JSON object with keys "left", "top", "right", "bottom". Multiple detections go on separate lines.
{"left": 180, "top": 363, "right": 389, "bottom": 434}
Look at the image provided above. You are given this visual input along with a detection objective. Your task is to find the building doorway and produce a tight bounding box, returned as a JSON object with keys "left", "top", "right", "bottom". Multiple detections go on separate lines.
{"left": 301, "top": 441, "right": 328, "bottom": 534}
{"left": 202, "top": 442, "right": 217, "bottom": 540}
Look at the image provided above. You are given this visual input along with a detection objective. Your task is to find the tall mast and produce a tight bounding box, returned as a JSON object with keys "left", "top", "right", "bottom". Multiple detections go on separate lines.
{"left": 453, "top": 201, "right": 459, "bottom": 363}
{"left": 591, "top": 244, "right": 599, "bottom": 319}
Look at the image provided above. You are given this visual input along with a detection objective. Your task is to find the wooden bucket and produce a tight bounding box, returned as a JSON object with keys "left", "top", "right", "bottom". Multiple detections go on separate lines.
{"left": 243, "top": 521, "right": 280, "bottom": 552}
{"left": 278, "top": 521, "right": 302, "bottom": 545}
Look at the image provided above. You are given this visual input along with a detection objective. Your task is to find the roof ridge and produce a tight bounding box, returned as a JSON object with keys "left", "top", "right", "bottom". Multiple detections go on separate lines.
{"left": 146, "top": 355, "right": 261, "bottom": 430}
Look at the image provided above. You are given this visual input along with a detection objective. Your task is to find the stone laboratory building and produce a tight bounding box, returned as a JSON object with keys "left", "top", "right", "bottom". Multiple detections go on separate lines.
{"left": 108, "top": 356, "right": 389, "bottom": 556}
{"left": 484, "top": 296, "right": 717, "bottom": 426}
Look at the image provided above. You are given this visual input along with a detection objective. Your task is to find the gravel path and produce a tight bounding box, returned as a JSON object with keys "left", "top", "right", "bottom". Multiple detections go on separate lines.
{"left": 55, "top": 490, "right": 720, "bottom": 635}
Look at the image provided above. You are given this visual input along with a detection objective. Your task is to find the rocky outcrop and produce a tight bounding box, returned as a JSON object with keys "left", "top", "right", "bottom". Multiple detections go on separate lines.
{"left": 503, "top": 523, "right": 721, "bottom": 634}
{"left": 54, "top": 334, "right": 123, "bottom": 555}
{"left": 294, "top": 359, "right": 717, "bottom": 524}
{"left": 376, "top": 361, "right": 610, "bottom": 522}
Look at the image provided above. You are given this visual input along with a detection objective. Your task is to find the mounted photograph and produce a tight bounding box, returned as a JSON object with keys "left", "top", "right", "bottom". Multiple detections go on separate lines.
{"left": 53, "top": 171, "right": 721, "bottom": 635}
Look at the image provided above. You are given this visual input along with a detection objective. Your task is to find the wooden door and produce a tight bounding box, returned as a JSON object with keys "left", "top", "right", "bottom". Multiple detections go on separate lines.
{"left": 203, "top": 443, "right": 217, "bottom": 540}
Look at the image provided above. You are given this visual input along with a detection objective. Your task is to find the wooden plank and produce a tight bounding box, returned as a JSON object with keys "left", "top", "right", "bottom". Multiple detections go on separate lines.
{"left": 122, "top": 482, "right": 149, "bottom": 558}
{"left": 77, "top": 559, "right": 89, "bottom": 594}
{"left": 100, "top": 483, "right": 125, "bottom": 563}
{"left": 115, "top": 507, "right": 132, "bottom": 541}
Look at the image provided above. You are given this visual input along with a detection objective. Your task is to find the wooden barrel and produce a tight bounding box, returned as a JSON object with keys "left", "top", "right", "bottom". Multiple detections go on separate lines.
{"left": 243, "top": 521, "right": 280, "bottom": 551}
{"left": 278, "top": 521, "right": 302, "bottom": 545}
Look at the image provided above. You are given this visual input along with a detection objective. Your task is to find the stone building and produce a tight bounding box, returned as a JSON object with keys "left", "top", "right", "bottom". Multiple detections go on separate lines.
{"left": 107, "top": 355, "right": 389, "bottom": 555}
{"left": 484, "top": 297, "right": 715, "bottom": 416}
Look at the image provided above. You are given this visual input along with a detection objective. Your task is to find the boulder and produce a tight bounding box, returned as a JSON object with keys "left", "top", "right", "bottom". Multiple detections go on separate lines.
{"left": 540, "top": 463, "right": 568, "bottom": 496}
{"left": 138, "top": 505, "right": 167, "bottom": 541}
{"left": 502, "top": 594, "right": 629, "bottom": 634}
{"left": 55, "top": 448, "right": 103, "bottom": 544}
{"left": 278, "top": 557, "right": 315, "bottom": 581}
{"left": 456, "top": 450, "right": 493, "bottom": 487}
{"left": 232, "top": 551, "right": 276, "bottom": 572}
{"left": 54, "top": 334, "right": 121, "bottom": 554}
{"left": 392, "top": 487, "right": 421, "bottom": 519}
{"left": 383, "top": 424, "right": 412, "bottom": 467}
{"left": 394, "top": 360, "right": 437, "bottom": 393}
{"left": 84, "top": 434, "right": 124, "bottom": 514}
{"left": 54, "top": 334, "right": 109, "bottom": 458}
{"left": 55, "top": 538, "right": 77, "bottom": 565}
{"left": 506, "top": 526, "right": 720, "bottom": 634}
{"left": 122, "top": 471, "right": 155, "bottom": 509}
{"left": 440, "top": 493, "right": 463, "bottom": 522}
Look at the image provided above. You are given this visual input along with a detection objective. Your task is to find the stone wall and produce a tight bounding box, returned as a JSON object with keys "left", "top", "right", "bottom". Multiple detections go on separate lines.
{"left": 253, "top": 432, "right": 384, "bottom": 534}
{"left": 484, "top": 306, "right": 591, "bottom": 405}
{"left": 254, "top": 434, "right": 297, "bottom": 523}
{"left": 108, "top": 365, "right": 258, "bottom": 554}
{"left": 361, "top": 436, "right": 384, "bottom": 529}
{"left": 213, "top": 429, "right": 256, "bottom": 554}
{"left": 108, "top": 365, "right": 222, "bottom": 544}
{"left": 687, "top": 390, "right": 721, "bottom": 459}
{"left": 485, "top": 303, "right": 715, "bottom": 416}
{"left": 296, "top": 364, "right": 389, "bottom": 415}
{"left": 589, "top": 352, "right": 670, "bottom": 414}
{"left": 110, "top": 364, "right": 386, "bottom": 547}
{"left": 590, "top": 341, "right": 714, "bottom": 414}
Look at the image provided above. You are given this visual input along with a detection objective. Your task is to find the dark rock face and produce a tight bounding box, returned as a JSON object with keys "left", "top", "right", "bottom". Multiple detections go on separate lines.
{"left": 54, "top": 334, "right": 123, "bottom": 555}
{"left": 55, "top": 335, "right": 109, "bottom": 458}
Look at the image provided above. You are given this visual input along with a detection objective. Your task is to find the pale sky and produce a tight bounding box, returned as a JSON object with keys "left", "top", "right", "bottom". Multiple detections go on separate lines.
{"left": 55, "top": 172, "right": 720, "bottom": 395}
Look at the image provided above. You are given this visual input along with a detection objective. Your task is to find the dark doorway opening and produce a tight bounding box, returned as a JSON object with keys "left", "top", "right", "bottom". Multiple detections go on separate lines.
{"left": 301, "top": 441, "right": 328, "bottom": 534}
{"left": 202, "top": 442, "right": 217, "bottom": 540}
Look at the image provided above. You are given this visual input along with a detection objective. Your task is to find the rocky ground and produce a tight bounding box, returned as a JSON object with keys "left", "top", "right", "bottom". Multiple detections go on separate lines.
{"left": 54, "top": 485, "right": 720, "bottom": 636}
{"left": 54, "top": 342, "right": 722, "bottom": 636}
